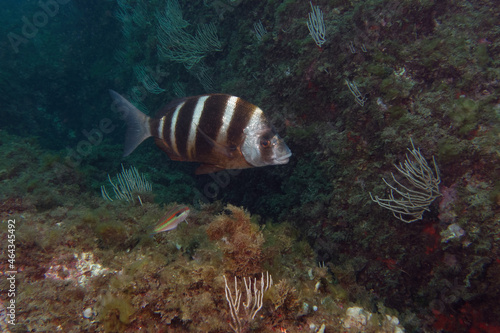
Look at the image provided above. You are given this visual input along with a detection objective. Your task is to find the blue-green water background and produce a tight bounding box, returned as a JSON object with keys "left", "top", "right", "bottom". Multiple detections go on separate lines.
{"left": 0, "top": 0, "right": 499, "bottom": 332}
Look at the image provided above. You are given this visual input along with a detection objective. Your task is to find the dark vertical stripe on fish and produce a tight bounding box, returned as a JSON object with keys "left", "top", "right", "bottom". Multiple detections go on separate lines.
{"left": 197, "top": 94, "right": 229, "bottom": 154}
{"left": 227, "top": 98, "right": 256, "bottom": 145}
{"left": 149, "top": 118, "right": 160, "bottom": 138}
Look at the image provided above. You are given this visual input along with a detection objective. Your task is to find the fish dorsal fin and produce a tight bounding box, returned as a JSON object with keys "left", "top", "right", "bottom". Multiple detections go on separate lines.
{"left": 154, "top": 97, "right": 187, "bottom": 118}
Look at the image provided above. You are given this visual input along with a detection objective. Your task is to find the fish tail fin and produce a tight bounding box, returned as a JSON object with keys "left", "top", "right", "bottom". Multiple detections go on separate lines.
{"left": 109, "top": 90, "right": 152, "bottom": 157}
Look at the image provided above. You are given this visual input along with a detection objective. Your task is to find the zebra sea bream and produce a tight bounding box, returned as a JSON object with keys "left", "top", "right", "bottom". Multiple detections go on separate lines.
{"left": 110, "top": 90, "right": 291, "bottom": 174}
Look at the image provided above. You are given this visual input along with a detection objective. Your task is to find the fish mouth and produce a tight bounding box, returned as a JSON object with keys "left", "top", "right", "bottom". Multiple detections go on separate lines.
{"left": 274, "top": 151, "right": 292, "bottom": 164}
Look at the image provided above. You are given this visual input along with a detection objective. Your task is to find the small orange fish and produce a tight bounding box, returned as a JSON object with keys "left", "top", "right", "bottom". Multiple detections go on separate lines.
{"left": 153, "top": 205, "right": 190, "bottom": 234}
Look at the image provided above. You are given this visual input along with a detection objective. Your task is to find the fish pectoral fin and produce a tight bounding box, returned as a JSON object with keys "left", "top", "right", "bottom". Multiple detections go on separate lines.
{"left": 196, "top": 127, "right": 236, "bottom": 158}
{"left": 195, "top": 164, "right": 226, "bottom": 175}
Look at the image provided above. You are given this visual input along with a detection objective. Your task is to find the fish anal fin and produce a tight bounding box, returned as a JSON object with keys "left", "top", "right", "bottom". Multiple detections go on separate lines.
{"left": 195, "top": 164, "right": 226, "bottom": 175}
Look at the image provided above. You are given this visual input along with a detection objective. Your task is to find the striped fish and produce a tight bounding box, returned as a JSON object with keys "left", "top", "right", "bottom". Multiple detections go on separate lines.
{"left": 153, "top": 205, "right": 190, "bottom": 233}
{"left": 109, "top": 90, "right": 292, "bottom": 174}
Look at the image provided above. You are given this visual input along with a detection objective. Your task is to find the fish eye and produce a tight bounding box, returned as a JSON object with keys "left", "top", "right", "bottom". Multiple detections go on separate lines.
{"left": 260, "top": 139, "right": 271, "bottom": 148}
